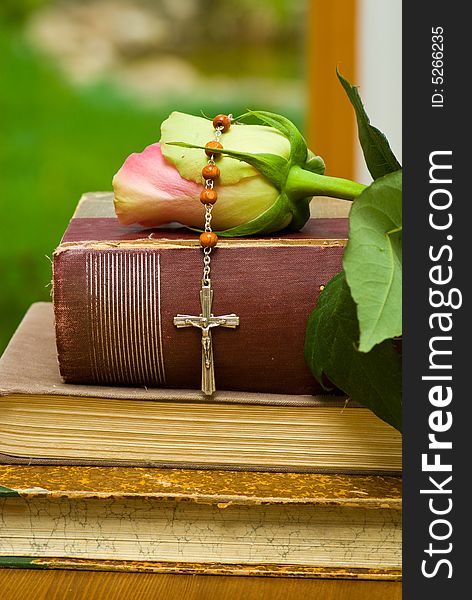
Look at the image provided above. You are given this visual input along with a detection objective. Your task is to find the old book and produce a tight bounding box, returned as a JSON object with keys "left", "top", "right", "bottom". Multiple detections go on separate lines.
{"left": 53, "top": 192, "right": 348, "bottom": 395}
{"left": 0, "top": 303, "right": 401, "bottom": 473}
{"left": 0, "top": 465, "right": 402, "bottom": 579}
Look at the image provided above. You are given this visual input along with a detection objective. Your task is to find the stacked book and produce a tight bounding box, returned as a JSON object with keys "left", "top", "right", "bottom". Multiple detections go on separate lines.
{"left": 0, "top": 193, "right": 402, "bottom": 579}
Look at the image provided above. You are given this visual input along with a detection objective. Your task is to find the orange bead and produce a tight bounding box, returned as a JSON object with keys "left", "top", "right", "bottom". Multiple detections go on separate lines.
{"left": 212, "top": 114, "right": 231, "bottom": 132}
{"left": 200, "top": 232, "right": 218, "bottom": 248}
{"left": 205, "top": 141, "right": 223, "bottom": 158}
{"left": 202, "top": 164, "right": 220, "bottom": 180}
{"left": 200, "top": 188, "right": 218, "bottom": 205}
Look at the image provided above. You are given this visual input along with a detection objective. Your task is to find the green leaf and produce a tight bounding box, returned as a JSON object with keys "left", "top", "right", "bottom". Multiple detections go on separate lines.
{"left": 337, "top": 70, "right": 401, "bottom": 180}
{"left": 239, "top": 110, "right": 308, "bottom": 164}
{"left": 343, "top": 171, "right": 402, "bottom": 352}
{"left": 216, "top": 193, "right": 292, "bottom": 236}
{"left": 168, "top": 141, "right": 288, "bottom": 189}
{"left": 304, "top": 272, "right": 402, "bottom": 431}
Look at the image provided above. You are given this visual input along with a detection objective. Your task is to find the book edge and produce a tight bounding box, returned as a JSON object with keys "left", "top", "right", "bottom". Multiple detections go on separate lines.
{"left": 0, "top": 453, "right": 402, "bottom": 479}
{"left": 0, "top": 464, "right": 402, "bottom": 506}
{"left": 0, "top": 556, "right": 402, "bottom": 580}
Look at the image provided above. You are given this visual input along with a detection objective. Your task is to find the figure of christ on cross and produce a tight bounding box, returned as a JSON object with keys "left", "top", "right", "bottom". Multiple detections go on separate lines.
{"left": 174, "top": 281, "right": 240, "bottom": 395}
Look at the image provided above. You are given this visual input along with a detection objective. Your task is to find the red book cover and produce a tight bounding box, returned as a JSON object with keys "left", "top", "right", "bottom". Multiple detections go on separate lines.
{"left": 53, "top": 193, "right": 348, "bottom": 395}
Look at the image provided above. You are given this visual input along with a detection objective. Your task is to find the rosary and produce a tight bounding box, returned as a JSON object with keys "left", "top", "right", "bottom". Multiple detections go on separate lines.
{"left": 174, "top": 114, "right": 240, "bottom": 396}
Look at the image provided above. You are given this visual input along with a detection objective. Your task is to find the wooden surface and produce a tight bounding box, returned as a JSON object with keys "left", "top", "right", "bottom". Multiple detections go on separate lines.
{"left": 0, "top": 569, "right": 401, "bottom": 599}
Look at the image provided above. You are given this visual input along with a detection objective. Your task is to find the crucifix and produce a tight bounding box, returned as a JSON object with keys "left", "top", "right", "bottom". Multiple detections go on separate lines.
{"left": 174, "top": 280, "right": 240, "bottom": 395}
{"left": 173, "top": 113, "right": 241, "bottom": 396}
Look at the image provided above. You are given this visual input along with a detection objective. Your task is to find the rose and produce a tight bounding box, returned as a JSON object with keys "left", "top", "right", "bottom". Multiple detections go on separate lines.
{"left": 113, "top": 111, "right": 366, "bottom": 236}
{"left": 112, "top": 120, "right": 286, "bottom": 231}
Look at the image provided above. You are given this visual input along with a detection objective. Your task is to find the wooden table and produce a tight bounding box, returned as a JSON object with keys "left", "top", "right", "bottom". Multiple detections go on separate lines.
{"left": 0, "top": 569, "right": 401, "bottom": 599}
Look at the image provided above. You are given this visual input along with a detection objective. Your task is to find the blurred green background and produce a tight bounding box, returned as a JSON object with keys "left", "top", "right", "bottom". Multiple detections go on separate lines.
{"left": 0, "top": 0, "right": 306, "bottom": 352}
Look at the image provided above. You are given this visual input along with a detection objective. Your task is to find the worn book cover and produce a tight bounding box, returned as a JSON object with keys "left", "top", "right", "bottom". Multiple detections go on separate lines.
{"left": 0, "top": 464, "right": 402, "bottom": 580}
{"left": 53, "top": 192, "right": 348, "bottom": 395}
{"left": 0, "top": 303, "right": 401, "bottom": 473}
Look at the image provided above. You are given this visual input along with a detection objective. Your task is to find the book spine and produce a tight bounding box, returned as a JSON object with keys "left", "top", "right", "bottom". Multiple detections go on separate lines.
{"left": 53, "top": 244, "right": 344, "bottom": 395}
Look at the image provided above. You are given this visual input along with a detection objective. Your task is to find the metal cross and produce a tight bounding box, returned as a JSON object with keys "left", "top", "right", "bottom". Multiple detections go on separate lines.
{"left": 174, "top": 280, "right": 240, "bottom": 395}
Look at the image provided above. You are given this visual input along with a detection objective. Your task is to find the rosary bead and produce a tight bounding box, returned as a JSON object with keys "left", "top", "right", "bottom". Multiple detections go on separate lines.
{"left": 212, "top": 114, "right": 231, "bottom": 132}
{"left": 200, "top": 232, "right": 218, "bottom": 248}
{"left": 202, "top": 164, "right": 220, "bottom": 180}
{"left": 205, "top": 141, "right": 223, "bottom": 158}
{"left": 200, "top": 189, "right": 218, "bottom": 205}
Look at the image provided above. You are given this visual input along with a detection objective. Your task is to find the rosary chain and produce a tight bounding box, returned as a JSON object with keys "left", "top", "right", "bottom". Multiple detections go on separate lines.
{"left": 201, "top": 119, "right": 230, "bottom": 286}
{"left": 204, "top": 204, "right": 213, "bottom": 232}
{"left": 202, "top": 205, "right": 212, "bottom": 285}
{"left": 203, "top": 126, "right": 223, "bottom": 286}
